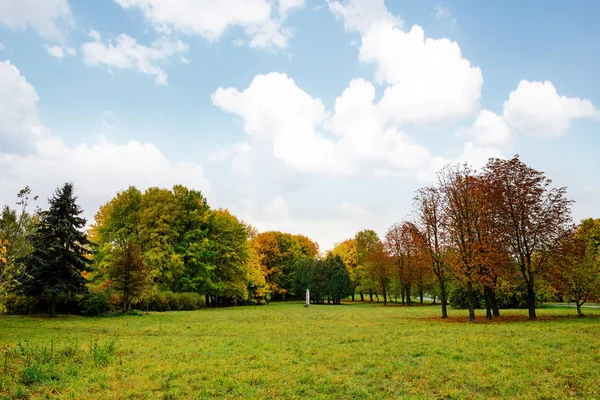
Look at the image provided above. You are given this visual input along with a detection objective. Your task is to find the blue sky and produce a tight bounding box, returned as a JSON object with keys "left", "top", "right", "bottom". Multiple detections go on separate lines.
{"left": 0, "top": 0, "right": 599, "bottom": 250}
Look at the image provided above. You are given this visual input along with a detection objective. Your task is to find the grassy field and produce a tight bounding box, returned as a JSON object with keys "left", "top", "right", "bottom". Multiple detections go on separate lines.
{"left": 0, "top": 302, "right": 599, "bottom": 399}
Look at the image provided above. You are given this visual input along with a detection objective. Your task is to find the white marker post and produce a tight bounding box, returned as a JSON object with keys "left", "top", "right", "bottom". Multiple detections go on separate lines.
{"left": 305, "top": 289, "right": 310, "bottom": 307}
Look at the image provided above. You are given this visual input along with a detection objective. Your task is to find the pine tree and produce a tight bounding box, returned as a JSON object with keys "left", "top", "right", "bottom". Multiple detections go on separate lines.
{"left": 20, "top": 183, "right": 91, "bottom": 316}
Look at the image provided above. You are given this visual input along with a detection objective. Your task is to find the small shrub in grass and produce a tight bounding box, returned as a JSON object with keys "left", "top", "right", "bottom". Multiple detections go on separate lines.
{"left": 148, "top": 292, "right": 204, "bottom": 312}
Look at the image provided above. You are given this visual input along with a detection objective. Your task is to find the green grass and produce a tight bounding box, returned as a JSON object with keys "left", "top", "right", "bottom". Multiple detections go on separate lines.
{"left": 1, "top": 303, "right": 599, "bottom": 399}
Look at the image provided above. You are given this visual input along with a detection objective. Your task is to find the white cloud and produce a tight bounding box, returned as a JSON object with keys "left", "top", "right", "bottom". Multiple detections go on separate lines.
{"left": 467, "top": 109, "right": 514, "bottom": 151}
{"left": 328, "top": 0, "right": 402, "bottom": 34}
{"left": 503, "top": 80, "right": 597, "bottom": 137}
{"left": 45, "top": 44, "right": 76, "bottom": 59}
{"left": 361, "top": 24, "right": 482, "bottom": 128}
{"left": 329, "top": 1, "right": 481, "bottom": 129}
{"left": 279, "top": 0, "right": 305, "bottom": 17}
{"left": 82, "top": 34, "right": 188, "bottom": 85}
{"left": 0, "top": 60, "right": 212, "bottom": 222}
{"left": 0, "top": 43, "right": 4, "bottom": 50}
{"left": 114, "top": 0, "right": 302, "bottom": 50}
{"left": 213, "top": 73, "right": 440, "bottom": 179}
{"left": 433, "top": 4, "right": 451, "bottom": 20}
{"left": 0, "top": 61, "right": 47, "bottom": 154}
{"left": 0, "top": 0, "right": 71, "bottom": 41}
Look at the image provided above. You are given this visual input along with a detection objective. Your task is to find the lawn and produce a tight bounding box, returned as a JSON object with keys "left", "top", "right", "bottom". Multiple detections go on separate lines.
{"left": 0, "top": 302, "right": 599, "bottom": 399}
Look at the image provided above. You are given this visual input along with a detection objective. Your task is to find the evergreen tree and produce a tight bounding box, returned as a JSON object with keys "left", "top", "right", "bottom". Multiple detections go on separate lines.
{"left": 20, "top": 183, "right": 91, "bottom": 317}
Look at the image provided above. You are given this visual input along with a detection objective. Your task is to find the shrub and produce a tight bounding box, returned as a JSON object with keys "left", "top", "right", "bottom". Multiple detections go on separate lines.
{"left": 78, "top": 291, "right": 114, "bottom": 316}
{"left": 4, "top": 294, "right": 38, "bottom": 315}
{"left": 449, "top": 285, "right": 484, "bottom": 309}
{"left": 147, "top": 292, "right": 204, "bottom": 312}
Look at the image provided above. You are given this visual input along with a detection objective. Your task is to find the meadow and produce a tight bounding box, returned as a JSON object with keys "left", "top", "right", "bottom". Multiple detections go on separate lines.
{"left": 0, "top": 303, "right": 599, "bottom": 399}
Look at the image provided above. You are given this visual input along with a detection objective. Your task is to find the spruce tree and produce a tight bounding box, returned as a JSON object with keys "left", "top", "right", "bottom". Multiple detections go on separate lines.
{"left": 20, "top": 183, "right": 91, "bottom": 316}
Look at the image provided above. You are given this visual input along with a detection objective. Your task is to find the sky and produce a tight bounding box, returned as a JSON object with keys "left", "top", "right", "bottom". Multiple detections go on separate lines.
{"left": 0, "top": 0, "right": 599, "bottom": 251}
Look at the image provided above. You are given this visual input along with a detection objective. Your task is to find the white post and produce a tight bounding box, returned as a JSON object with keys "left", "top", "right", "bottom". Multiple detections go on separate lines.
{"left": 305, "top": 289, "right": 310, "bottom": 307}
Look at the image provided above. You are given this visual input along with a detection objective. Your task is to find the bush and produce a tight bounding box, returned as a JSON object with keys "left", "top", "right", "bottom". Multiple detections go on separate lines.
{"left": 449, "top": 285, "right": 484, "bottom": 309}
{"left": 4, "top": 294, "right": 39, "bottom": 315}
{"left": 147, "top": 292, "right": 204, "bottom": 312}
{"left": 78, "top": 291, "right": 114, "bottom": 316}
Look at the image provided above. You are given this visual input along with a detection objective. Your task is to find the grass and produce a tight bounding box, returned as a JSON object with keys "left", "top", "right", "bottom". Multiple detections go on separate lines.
{"left": 0, "top": 302, "right": 599, "bottom": 399}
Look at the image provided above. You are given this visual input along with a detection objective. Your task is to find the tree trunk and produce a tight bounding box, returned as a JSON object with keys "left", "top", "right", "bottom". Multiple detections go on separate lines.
{"left": 49, "top": 296, "right": 56, "bottom": 318}
{"left": 484, "top": 287, "right": 493, "bottom": 320}
{"left": 351, "top": 291, "right": 355, "bottom": 302}
{"left": 576, "top": 301, "right": 583, "bottom": 317}
{"left": 405, "top": 284, "right": 412, "bottom": 306}
{"left": 527, "top": 281, "right": 537, "bottom": 320}
{"left": 369, "top": 292, "right": 373, "bottom": 302}
{"left": 360, "top": 292, "right": 364, "bottom": 302}
{"left": 432, "top": 294, "right": 437, "bottom": 305}
{"left": 419, "top": 289, "right": 424, "bottom": 304}
{"left": 382, "top": 283, "right": 387, "bottom": 306}
{"left": 491, "top": 290, "right": 500, "bottom": 317}
{"left": 375, "top": 293, "right": 380, "bottom": 302}
{"left": 205, "top": 294, "right": 210, "bottom": 308}
{"left": 440, "top": 279, "right": 448, "bottom": 319}
{"left": 468, "top": 289, "right": 476, "bottom": 323}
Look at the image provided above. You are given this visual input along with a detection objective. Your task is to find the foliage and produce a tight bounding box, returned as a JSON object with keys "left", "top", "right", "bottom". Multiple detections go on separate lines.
{"left": 547, "top": 221, "right": 600, "bottom": 316}
{"left": 293, "top": 255, "right": 352, "bottom": 304}
{"left": 146, "top": 291, "right": 205, "bottom": 311}
{"left": 250, "top": 231, "right": 318, "bottom": 299}
{"left": 0, "top": 187, "right": 37, "bottom": 313}
{"left": 109, "top": 241, "right": 155, "bottom": 313}
{"left": 19, "top": 183, "right": 92, "bottom": 317}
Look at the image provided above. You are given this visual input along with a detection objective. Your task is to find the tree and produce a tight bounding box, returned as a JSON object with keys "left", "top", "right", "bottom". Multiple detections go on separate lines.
{"left": 413, "top": 186, "right": 450, "bottom": 318}
{"left": 547, "top": 222, "right": 600, "bottom": 316}
{"left": 365, "top": 237, "right": 391, "bottom": 306}
{"left": 0, "top": 187, "right": 37, "bottom": 312}
{"left": 205, "top": 209, "right": 251, "bottom": 306}
{"left": 20, "top": 183, "right": 92, "bottom": 317}
{"left": 330, "top": 239, "right": 359, "bottom": 300}
{"left": 109, "top": 242, "right": 155, "bottom": 313}
{"left": 324, "top": 255, "right": 353, "bottom": 304}
{"left": 355, "top": 230, "right": 381, "bottom": 302}
{"left": 484, "top": 156, "right": 573, "bottom": 320}
{"left": 439, "top": 164, "right": 490, "bottom": 322}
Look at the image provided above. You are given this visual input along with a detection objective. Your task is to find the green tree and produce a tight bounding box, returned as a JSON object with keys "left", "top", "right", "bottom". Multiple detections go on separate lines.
{"left": 0, "top": 187, "right": 37, "bottom": 312}
{"left": 355, "top": 229, "right": 381, "bottom": 301}
{"left": 20, "top": 183, "right": 92, "bottom": 317}
{"left": 205, "top": 209, "right": 251, "bottom": 306}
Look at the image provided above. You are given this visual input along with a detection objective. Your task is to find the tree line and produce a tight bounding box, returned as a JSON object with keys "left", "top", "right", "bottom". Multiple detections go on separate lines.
{"left": 0, "top": 155, "right": 599, "bottom": 320}
{"left": 330, "top": 156, "right": 600, "bottom": 321}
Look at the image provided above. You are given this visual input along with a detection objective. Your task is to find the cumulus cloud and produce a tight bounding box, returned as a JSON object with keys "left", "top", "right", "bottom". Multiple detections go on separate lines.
{"left": 503, "top": 80, "right": 598, "bottom": 137}
{"left": 467, "top": 109, "right": 514, "bottom": 151}
{"left": 213, "top": 73, "right": 442, "bottom": 178}
{"left": 433, "top": 4, "right": 451, "bottom": 20}
{"left": 45, "top": 44, "right": 76, "bottom": 59}
{"left": 82, "top": 33, "right": 188, "bottom": 85}
{"left": 0, "top": 60, "right": 211, "bottom": 221}
{"left": 0, "top": 0, "right": 71, "bottom": 41}
{"left": 114, "top": 0, "right": 304, "bottom": 50}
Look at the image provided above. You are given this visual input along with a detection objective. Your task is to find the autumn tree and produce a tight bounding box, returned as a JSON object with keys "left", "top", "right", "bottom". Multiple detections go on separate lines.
{"left": 20, "top": 183, "right": 92, "bottom": 317}
{"left": 439, "top": 164, "right": 491, "bottom": 322}
{"left": 109, "top": 242, "right": 154, "bottom": 313}
{"left": 413, "top": 186, "right": 450, "bottom": 317}
{"left": 365, "top": 236, "right": 392, "bottom": 306}
{"left": 484, "top": 156, "right": 573, "bottom": 320}
{"left": 330, "top": 239, "right": 359, "bottom": 300}
{"left": 547, "top": 221, "right": 600, "bottom": 316}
